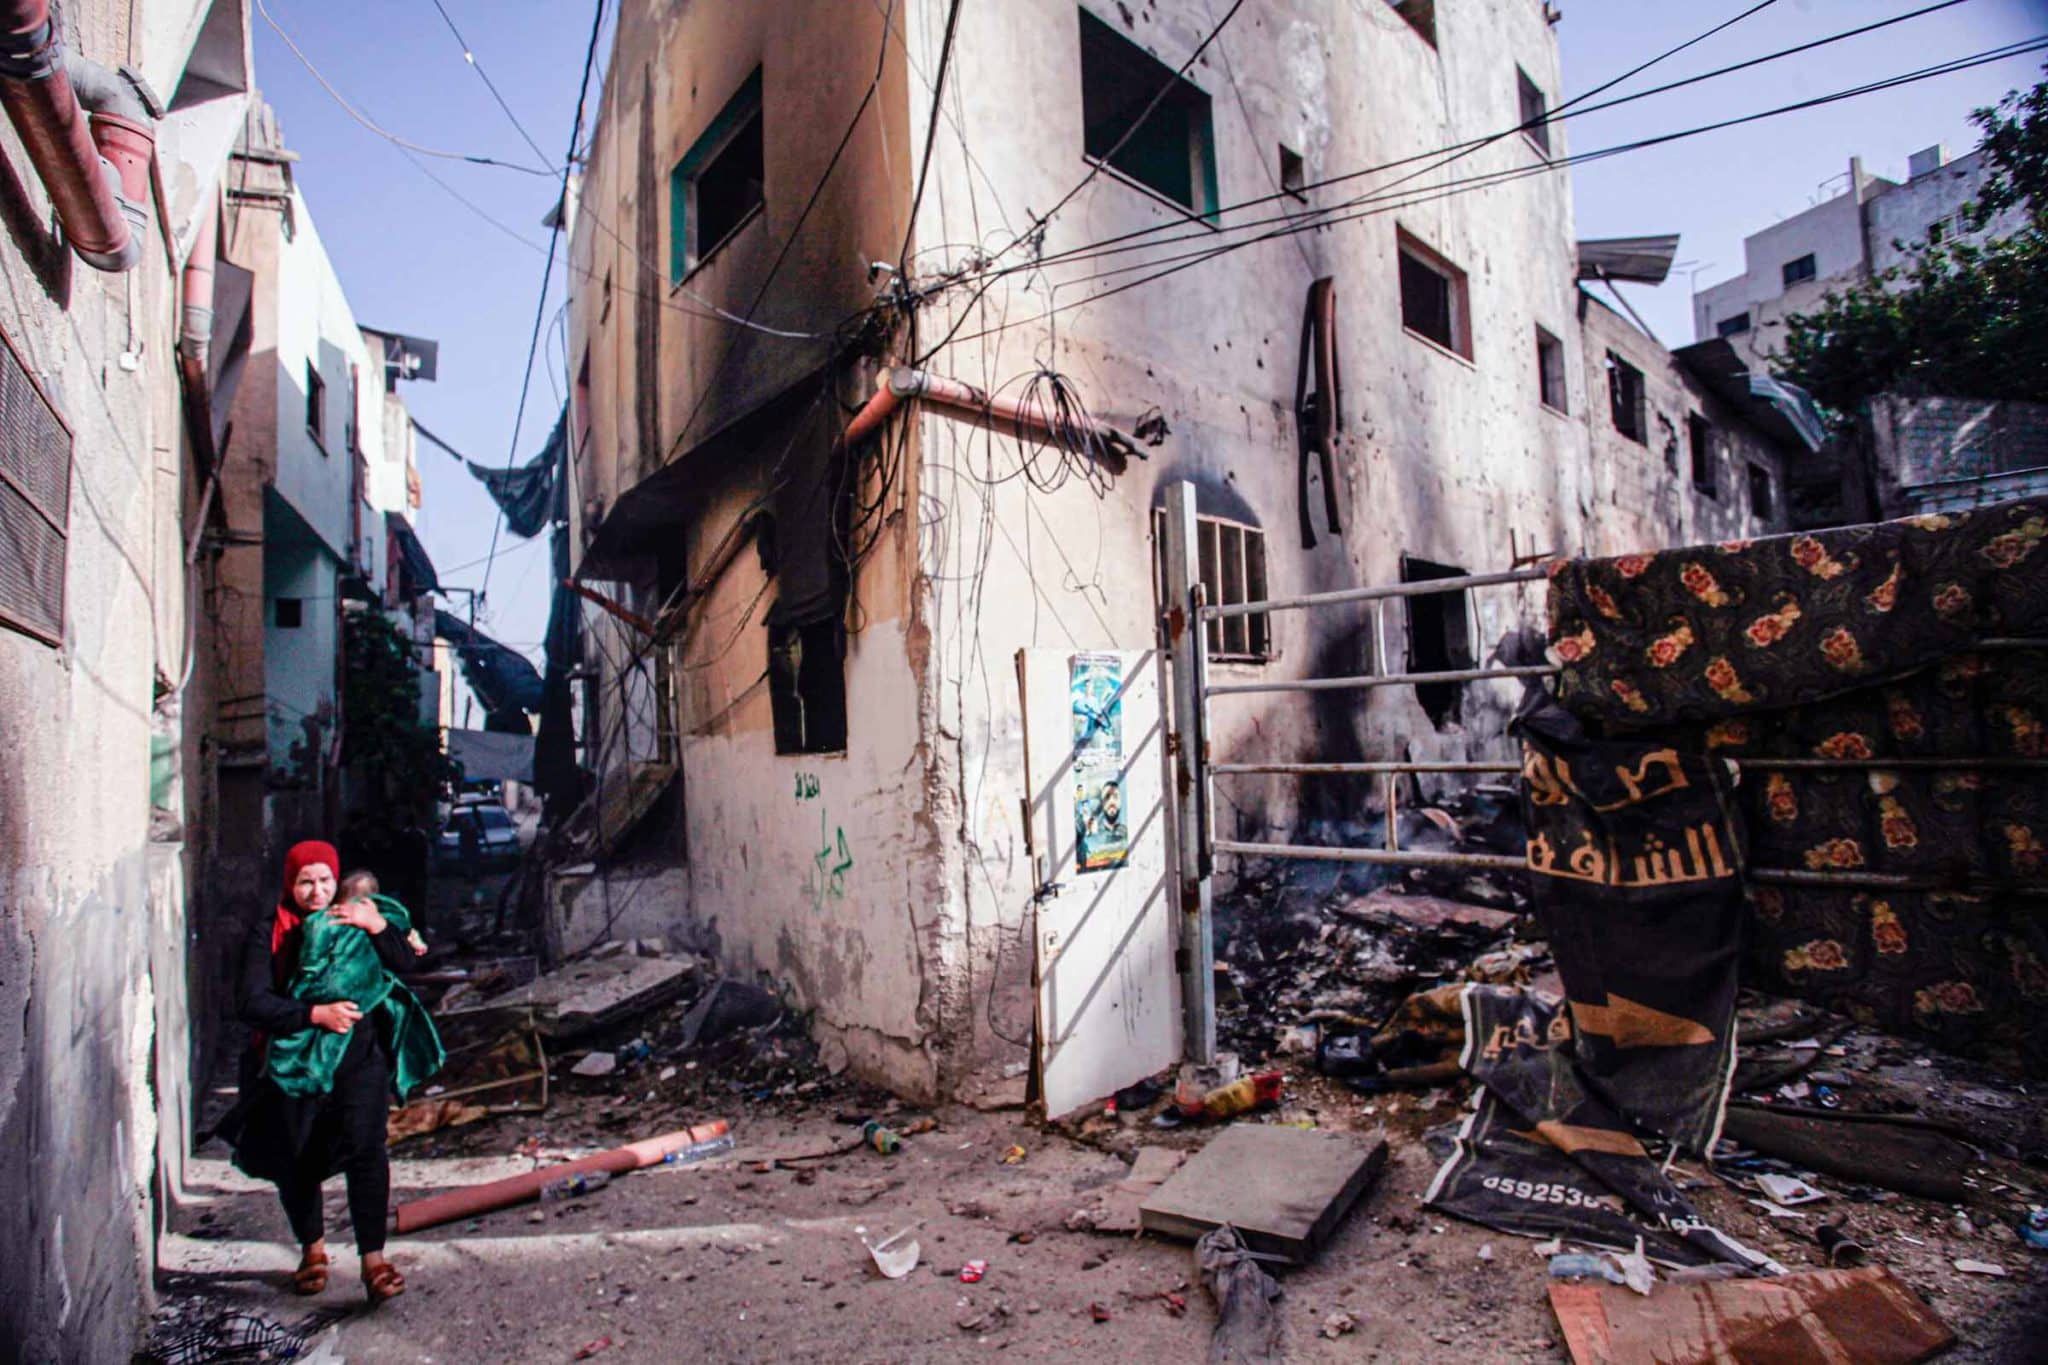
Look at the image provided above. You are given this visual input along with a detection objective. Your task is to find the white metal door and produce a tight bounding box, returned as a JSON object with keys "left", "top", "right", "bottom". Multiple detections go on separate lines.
{"left": 1018, "top": 647, "right": 1182, "bottom": 1119}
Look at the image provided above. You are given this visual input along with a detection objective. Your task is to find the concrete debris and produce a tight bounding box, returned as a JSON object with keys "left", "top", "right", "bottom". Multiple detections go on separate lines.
{"left": 1141, "top": 1125, "right": 1388, "bottom": 1264}
{"left": 679, "top": 978, "right": 782, "bottom": 1048}
{"left": 1071, "top": 1146, "right": 1185, "bottom": 1235}
{"left": 476, "top": 954, "right": 696, "bottom": 1039}
{"left": 1952, "top": 1258, "right": 2007, "bottom": 1277}
{"left": 1320, "top": 1308, "right": 1357, "bottom": 1338}
{"left": 571, "top": 1051, "right": 618, "bottom": 1078}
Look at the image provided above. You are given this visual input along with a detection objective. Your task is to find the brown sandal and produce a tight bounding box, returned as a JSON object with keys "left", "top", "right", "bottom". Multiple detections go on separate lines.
{"left": 363, "top": 1259, "right": 406, "bottom": 1304}
{"left": 292, "top": 1247, "right": 329, "bottom": 1296}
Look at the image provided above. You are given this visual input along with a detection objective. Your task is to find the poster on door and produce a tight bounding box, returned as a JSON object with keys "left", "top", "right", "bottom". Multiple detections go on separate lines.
{"left": 1070, "top": 652, "right": 1129, "bottom": 873}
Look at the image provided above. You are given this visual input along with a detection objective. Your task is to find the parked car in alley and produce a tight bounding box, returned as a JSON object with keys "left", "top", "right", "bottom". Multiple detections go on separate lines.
{"left": 436, "top": 800, "right": 522, "bottom": 873}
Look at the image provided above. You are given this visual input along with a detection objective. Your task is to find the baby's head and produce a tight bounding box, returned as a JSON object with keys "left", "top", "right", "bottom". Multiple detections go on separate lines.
{"left": 337, "top": 869, "right": 379, "bottom": 905}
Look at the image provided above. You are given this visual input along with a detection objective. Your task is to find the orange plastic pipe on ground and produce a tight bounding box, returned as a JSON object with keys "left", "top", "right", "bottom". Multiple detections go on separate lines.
{"left": 393, "top": 1121, "right": 731, "bottom": 1234}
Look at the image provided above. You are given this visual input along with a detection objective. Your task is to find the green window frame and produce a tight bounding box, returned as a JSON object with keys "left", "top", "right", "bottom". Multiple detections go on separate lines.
{"left": 670, "top": 67, "right": 764, "bottom": 283}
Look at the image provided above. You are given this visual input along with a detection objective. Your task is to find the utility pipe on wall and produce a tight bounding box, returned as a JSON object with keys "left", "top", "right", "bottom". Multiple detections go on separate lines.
{"left": 0, "top": 0, "right": 156, "bottom": 272}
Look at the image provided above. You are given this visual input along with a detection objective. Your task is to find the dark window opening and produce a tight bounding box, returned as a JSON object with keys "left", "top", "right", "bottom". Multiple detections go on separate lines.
{"left": 1517, "top": 67, "right": 1549, "bottom": 154}
{"left": 1535, "top": 325, "right": 1567, "bottom": 411}
{"left": 1688, "top": 413, "right": 1715, "bottom": 496}
{"left": 274, "top": 597, "right": 303, "bottom": 629}
{"left": 1403, "top": 556, "right": 1473, "bottom": 729}
{"left": 671, "top": 68, "right": 764, "bottom": 281}
{"left": 1749, "top": 463, "right": 1773, "bottom": 519}
{"left": 1279, "top": 144, "right": 1305, "bottom": 200}
{"left": 769, "top": 618, "right": 847, "bottom": 754}
{"left": 1151, "top": 508, "right": 1271, "bottom": 662}
{"left": 1078, "top": 7, "right": 1217, "bottom": 215}
{"left": 1716, "top": 311, "right": 1750, "bottom": 337}
{"left": 306, "top": 362, "right": 325, "bottom": 446}
{"left": 1399, "top": 230, "right": 1468, "bottom": 357}
{"left": 600, "top": 268, "right": 614, "bottom": 324}
{"left": 0, "top": 321, "right": 71, "bottom": 646}
{"left": 1386, "top": 0, "right": 1436, "bottom": 46}
{"left": 1605, "top": 350, "right": 1646, "bottom": 443}
{"left": 1781, "top": 253, "right": 1817, "bottom": 287}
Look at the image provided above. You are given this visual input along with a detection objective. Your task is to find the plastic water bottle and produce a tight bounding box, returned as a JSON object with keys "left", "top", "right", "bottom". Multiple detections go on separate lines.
{"left": 661, "top": 1131, "right": 736, "bottom": 1166}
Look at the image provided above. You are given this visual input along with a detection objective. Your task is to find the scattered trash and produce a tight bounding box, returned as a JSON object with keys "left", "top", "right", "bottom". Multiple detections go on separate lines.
{"left": 1816, "top": 1223, "right": 1866, "bottom": 1268}
{"left": 386, "top": 1095, "right": 489, "bottom": 1144}
{"left": 1088, "top": 1302, "right": 1112, "bottom": 1324}
{"left": 1196, "top": 1225, "right": 1283, "bottom": 1361}
{"left": 1190, "top": 1071, "right": 1285, "bottom": 1122}
{"left": 1953, "top": 1258, "right": 2006, "bottom": 1277}
{"left": 1755, "top": 1173, "right": 1828, "bottom": 1206}
{"left": 617, "top": 1039, "right": 653, "bottom": 1065}
{"left": 1001, "top": 1144, "right": 1028, "bottom": 1165}
{"left": 571, "top": 1051, "right": 618, "bottom": 1079}
{"left": 573, "top": 1337, "right": 613, "bottom": 1359}
{"left": 141, "top": 1311, "right": 315, "bottom": 1365}
{"left": 1533, "top": 1237, "right": 1563, "bottom": 1256}
{"left": 540, "top": 1169, "right": 613, "bottom": 1203}
{"left": 1476, "top": 1242, "right": 1495, "bottom": 1262}
{"left": 862, "top": 1120, "right": 903, "bottom": 1155}
{"left": 1321, "top": 1308, "right": 1357, "bottom": 1339}
{"left": 679, "top": 977, "right": 783, "bottom": 1048}
{"left": 2021, "top": 1208, "right": 2048, "bottom": 1251}
{"left": 959, "top": 1259, "right": 988, "bottom": 1284}
{"left": 1612, "top": 1238, "right": 1656, "bottom": 1296}
{"left": 1548, "top": 1267, "right": 1952, "bottom": 1365}
{"left": 1070, "top": 1147, "right": 1185, "bottom": 1236}
{"left": 1749, "top": 1199, "right": 1808, "bottom": 1220}
{"left": 864, "top": 1221, "right": 923, "bottom": 1280}
{"left": 1549, "top": 1253, "right": 1626, "bottom": 1286}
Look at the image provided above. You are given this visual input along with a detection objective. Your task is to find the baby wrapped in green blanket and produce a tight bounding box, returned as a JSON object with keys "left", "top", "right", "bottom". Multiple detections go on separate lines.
{"left": 266, "top": 872, "right": 445, "bottom": 1100}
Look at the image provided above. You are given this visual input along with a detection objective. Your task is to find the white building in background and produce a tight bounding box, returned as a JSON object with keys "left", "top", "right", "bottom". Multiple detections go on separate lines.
{"left": 1692, "top": 143, "right": 2029, "bottom": 371}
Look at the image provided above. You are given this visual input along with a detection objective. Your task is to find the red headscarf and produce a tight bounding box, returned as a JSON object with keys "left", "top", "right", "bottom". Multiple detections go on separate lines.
{"left": 274, "top": 839, "right": 340, "bottom": 960}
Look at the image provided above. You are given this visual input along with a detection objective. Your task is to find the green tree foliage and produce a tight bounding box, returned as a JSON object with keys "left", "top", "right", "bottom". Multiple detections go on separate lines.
{"left": 1780, "top": 70, "right": 2048, "bottom": 414}
{"left": 342, "top": 607, "right": 448, "bottom": 833}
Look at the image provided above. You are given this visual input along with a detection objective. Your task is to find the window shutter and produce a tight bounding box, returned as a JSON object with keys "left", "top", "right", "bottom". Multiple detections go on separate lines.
{"left": 0, "top": 327, "right": 71, "bottom": 645}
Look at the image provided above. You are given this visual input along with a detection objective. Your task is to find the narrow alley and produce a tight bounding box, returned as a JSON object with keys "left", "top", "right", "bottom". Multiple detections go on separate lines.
{"left": 3, "top": 2, "right": 2047, "bottom": 1363}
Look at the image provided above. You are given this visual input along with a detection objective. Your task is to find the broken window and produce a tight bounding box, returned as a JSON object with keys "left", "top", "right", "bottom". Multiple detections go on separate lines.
{"left": 1078, "top": 7, "right": 1218, "bottom": 216}
{"left": 1517, "top": 67, "right": 1549, "bottom": 155}
{"left": 1749, "top": 463, "right": 1774, "bottom": 520}
{"left": 1398, "top": 229, "right": 1469, "bottom": 358}
{"left": 1605, "top": 351, "right": 1646, "bottom": 444}
{"left": 0, "top": 321, "right": 70, "bottom": 646}
{"left": 768, "top": 618, "right": 846, "bottom": 754}
{"left": 671, "top": 68, "right": 764, "bottom": 281}
{"left": 274, "top": 597, "right": 303, "bottom": 629}
{"left": 1279, "top": 144, "right": 1306, "bottom": 200}
{"left": 1781, "top": 253, "right": 1817, "bottom": 287}
{"left": 1402, "top": 556, "right": 1473, "bottom": 729}
{"left": 1535, "top": 325, "right": 1567, "bottom": 412}
{"left": 1716, "top": 311, "right": 1750, "bottom": 338}
{"left": 306, "top": 361, "right": 326, "bottom": 447}
{"left": 1386, "top": 0, "right": 1436, "bottom": 46}
{"left": 1689, "top": 414, "right": 1716, "bottom": 496}
{"left": 1152, "top": 508, "right": 1271, "bottom": 662}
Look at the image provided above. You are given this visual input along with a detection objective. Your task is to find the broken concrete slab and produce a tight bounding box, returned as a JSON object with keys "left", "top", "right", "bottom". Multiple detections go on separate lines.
{"left": 467, "top": 954, "right": 696, "bottom": 1039}
{"left": 1548, "top": 1266, "right": 1952, "bottom": 1365}
{"left": 1141, "top": 1125, "right": 1388, "bottom": 1263}
{"left": 1073, "top": 1146, "right": 1186, "bottom": 1235}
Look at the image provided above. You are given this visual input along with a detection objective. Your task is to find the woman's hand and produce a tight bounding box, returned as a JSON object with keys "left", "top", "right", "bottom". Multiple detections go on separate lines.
{"left": 328, "top": 898, "right": 389, "bottom": 936}
{"left": 310, "top": 1001, "right": 363, "bottom": 1034}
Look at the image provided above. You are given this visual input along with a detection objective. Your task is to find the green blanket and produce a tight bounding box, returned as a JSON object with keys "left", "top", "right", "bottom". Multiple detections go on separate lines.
{"left": 267, "top": 894, "right": 445, "bottom": 1100}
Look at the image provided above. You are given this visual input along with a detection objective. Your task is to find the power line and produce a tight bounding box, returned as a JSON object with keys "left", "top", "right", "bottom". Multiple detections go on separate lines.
{"left": 425, "top": 0, "right": 558, "bottom": 169}
{"left": 930, "top": 35, "right": 2048, "bottom": 352}
{"left": 898, "top": 0, "right": 965, "bottom": 273}
{"left": 254, "top": 0, "right": 555, "bottom": 176}
{"left": 478, "top": 0, "right": 608, "bottom": 603}
{"left": 956, "top": 0, "right": 1966, "bottom": 289}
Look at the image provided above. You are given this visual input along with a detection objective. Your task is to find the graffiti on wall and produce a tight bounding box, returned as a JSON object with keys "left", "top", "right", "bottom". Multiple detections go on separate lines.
{"left": 796, "top": 773, "right": 852, "bottom": 910}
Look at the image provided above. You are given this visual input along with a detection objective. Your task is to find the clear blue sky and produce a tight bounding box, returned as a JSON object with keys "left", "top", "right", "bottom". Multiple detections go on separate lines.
{"left": 251, "top": 1, "right": 2048, "bottom": 665}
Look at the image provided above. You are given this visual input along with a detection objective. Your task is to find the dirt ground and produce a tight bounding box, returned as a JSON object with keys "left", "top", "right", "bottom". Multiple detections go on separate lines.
{"left": 157, "top": 1060, "right": 2047, "bottom": 1363}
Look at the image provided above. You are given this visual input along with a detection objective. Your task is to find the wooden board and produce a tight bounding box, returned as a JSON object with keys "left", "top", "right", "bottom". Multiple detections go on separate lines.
{"left": 1139, "top": 1125, "right": 1388, "bottom": 1263}
{"left": 1549, "top": 1267, "right": 1953, "bottom": 1365}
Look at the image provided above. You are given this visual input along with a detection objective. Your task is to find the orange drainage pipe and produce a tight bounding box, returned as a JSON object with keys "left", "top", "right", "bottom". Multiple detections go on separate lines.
{"left": 564, "top": 578, "right": 658, "bottom": 635}
{"left": 393, "top": 1121, "right": 731, "bottom": 1234}
{"left": 840, "top": 366, "right": 1135, "bottom": 465}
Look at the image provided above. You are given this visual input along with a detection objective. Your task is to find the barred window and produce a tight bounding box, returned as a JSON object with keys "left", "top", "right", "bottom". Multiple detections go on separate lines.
{"left": 1153, "top": 509, "right": 1271, "bottom": 663}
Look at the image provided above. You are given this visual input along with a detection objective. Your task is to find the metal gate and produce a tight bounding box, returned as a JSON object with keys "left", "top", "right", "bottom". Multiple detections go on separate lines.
{"left": 1158, "top": 481, "right": 2045, "bottom": 1064}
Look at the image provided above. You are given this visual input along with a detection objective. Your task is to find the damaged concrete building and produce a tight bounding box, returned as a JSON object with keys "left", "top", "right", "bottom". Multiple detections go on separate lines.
{"left": 553, "top": 0, "right": 1804, "bottom": 1108}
